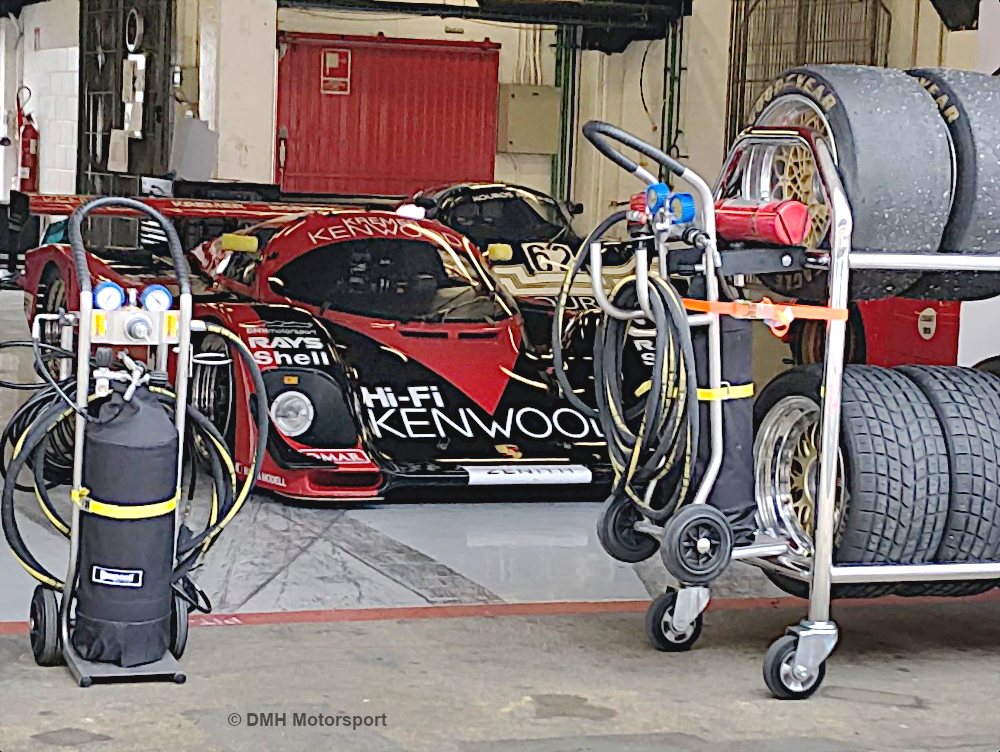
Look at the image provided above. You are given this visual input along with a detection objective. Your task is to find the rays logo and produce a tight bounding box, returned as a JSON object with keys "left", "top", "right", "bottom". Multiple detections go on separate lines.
{"left": 359, "top": 384, "right": 602, "bottom": 442}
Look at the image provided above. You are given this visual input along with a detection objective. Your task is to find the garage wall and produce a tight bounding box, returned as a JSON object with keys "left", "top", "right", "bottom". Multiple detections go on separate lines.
{"left": 20, "top": 0, "right": 80, "bottom": 196}
{"left": 279, "top": 9, "right": 558, "bottom": 194}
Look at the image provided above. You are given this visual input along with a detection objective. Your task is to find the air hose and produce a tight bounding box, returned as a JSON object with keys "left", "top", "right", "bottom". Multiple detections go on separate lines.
{"left": 551, "top": 213, "right": 699, "bottom": 522}
{"left": 0, "top": 320, "right": 268, "bottom": 595}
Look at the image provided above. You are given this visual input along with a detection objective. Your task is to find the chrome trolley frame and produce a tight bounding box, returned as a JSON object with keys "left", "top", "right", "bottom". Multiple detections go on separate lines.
{"left": 586, "top": 123, "right": 1000, "bottom": 695}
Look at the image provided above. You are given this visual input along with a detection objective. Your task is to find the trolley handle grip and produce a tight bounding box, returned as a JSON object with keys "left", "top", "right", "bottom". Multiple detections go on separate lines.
{"left": 67, "top": 196, "right": 191, "bottom": 296}
{"left": 582, "top": 120, "right": 686, "bottom": 182}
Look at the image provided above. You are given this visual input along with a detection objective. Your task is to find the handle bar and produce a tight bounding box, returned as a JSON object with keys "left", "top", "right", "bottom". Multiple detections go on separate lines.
{"left": 67, "top": 196, "right": 191, "bottom": 295}
{"left": 582, "top": 121, "right": 686, "bottom": 183}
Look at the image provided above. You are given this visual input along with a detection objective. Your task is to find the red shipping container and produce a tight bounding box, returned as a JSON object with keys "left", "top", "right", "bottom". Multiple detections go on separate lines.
{"left": 276, "top": 33, "right": 501, "bottom": 196}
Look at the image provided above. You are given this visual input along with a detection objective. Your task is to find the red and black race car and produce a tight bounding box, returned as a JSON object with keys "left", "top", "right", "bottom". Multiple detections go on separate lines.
{"left": 21, "top": 195, "right": 612, "bottom": 501}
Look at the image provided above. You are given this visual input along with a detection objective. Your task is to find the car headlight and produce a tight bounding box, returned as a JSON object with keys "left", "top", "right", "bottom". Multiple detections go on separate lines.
{"left": 269, "top": 391, "right": 315, "bottom": 438}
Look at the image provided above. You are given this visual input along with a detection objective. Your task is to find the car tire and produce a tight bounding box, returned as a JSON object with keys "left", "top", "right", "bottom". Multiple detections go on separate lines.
{"left": 895, "top": 367, "right": 1000, "bottom": 596}
{"left": 754, "top": 366, "right": 950, "bottom": 598}
{"left": 749, "top": 65, "right": 954, "bottom": 302}
{"left": 902, "top": 69, "right": 1000, "bottom": 301}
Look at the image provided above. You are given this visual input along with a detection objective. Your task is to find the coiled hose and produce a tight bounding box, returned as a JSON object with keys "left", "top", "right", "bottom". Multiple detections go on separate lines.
{"left": 0, "top": 322, "right": 268, "bottom": 596}
{"left": 551, "top": 213, "right": 699, "bottom": 522}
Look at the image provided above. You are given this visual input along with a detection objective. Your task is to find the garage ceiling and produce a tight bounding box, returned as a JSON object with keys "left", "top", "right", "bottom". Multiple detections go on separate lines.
{"left": 280, "top": 0, "right": 691, "bottom": 51}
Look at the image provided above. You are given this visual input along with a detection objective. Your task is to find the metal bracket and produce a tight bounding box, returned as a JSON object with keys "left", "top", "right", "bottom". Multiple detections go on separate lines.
{"left": 786, "top": 620, "right": 839, "bottom": 681}
{"left": 668, "top": 245, "right": 807, "bottom": 277}
{"left": 671, "top": 586, "right": 710, "bottom": 632}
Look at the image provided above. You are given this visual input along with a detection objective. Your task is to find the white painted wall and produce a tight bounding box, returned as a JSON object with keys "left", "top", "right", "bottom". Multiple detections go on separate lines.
{"left": 199, "top": 0, "right": 278, "bottom": 182}
{"left": 20, "top": 0, "right": 79, "bottom": 195}
{"left": 0, "top": 20, "right": 21, "bottom": 202}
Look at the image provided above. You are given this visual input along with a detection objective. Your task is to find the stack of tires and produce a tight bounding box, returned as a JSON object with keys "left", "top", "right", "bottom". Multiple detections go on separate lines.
{"left": 754, "top": 364, "right": 1000, "bottom": 598}
{"left": 748, "top": 65, "right": 1000, "bottom": 302}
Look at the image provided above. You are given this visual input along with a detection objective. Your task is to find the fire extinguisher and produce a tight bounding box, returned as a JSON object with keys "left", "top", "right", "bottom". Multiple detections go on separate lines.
{"left": 17, "top": 87, "right": 38, "bottom": 194}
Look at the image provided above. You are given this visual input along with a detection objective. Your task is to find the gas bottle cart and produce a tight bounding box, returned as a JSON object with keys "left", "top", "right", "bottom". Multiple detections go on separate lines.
{"left": 563, "top": 120, "right": 1000, "bottom": 700}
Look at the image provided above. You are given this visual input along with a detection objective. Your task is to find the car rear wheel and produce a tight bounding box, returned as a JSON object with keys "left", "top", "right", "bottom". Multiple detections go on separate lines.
{"left": 190, "top": 333, "right": 235, "bottom": 444}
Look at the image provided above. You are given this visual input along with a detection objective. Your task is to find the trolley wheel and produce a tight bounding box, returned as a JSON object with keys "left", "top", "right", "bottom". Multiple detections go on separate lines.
{"left": 763, "top": 635, "right": 826, "bottom": 700}
{"left": 644, "top": 589, "right": 703, "bottom": 652}
{"left": 596, "top": 496, "right": 659, "bottom": 563}
{"left": 29, "top": 585, "right": 62, "bottom": 667}
{"left": 169, "top": 594, "right": 190, "bottom": 660}
{"left": 659, "top": 505, "right": 733, "bottom": 585}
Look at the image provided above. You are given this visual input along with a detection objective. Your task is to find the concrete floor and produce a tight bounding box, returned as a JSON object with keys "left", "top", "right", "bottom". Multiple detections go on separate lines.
{"left": 1, "top": 291, "right": 998, "bottom": 750}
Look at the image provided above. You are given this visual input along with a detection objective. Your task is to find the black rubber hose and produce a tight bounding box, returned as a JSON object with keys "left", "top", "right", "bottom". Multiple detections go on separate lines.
{"left": 67, "top": 196, "right": 191, "bottom": 295}
{"left": 551, "top": 210, "right": 629, "bottom": 417}
{"left": 582, "top": 120, "right": 686, "bottom": 178}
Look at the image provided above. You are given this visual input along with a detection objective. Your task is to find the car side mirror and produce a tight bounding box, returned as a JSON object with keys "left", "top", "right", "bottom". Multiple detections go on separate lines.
{"left": 220, "top": 233, "right": 259, "bottom": 253}
{"left": 413, "top": 196, "right": 438, "bottom": 218}
{"left": 486, "top": 243, "right": 514, "bottom": 263}
{"left": 567, "top": 202, "right": 584, "bottom": 216}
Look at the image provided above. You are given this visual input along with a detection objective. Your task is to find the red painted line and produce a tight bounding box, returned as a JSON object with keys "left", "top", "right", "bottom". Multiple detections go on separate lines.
{"left": 0, "top": 589, "right": 996, "bottom": 635}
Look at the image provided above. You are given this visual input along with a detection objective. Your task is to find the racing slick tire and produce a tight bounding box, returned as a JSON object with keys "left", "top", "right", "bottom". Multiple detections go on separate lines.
{"left": 749, "top": 65, "right": 954, "bottom": 302}
{"left": 754, "top": 366, "right": 950, "bottom": 598}
{"left": 903, "top": 69, "right": 1000, "bottom": 301}
{"left": 895, "top": 367, "right": 1000, "bottom": 597}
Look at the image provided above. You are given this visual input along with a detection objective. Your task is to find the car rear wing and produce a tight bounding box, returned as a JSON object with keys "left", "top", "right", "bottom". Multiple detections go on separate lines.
{"left": 24, "top": 193, "right": 348, "bottom": 221}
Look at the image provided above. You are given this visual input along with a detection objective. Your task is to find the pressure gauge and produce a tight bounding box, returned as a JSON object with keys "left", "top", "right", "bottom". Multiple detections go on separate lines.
{"left": 141, "top": 284, "right": 174, "bottom": 312}
{"left": 93, "top": 281, "right": 126, "bottom": 311}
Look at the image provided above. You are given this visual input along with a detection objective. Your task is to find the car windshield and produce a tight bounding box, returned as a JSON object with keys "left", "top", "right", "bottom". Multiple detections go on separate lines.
{"left": 449, "top": 189, "right": 571, "bottom": 244}
{"left": 268, "top": 237, "right": 516, "bottom": 323}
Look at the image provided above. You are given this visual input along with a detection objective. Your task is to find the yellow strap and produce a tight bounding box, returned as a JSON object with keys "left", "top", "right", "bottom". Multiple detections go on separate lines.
{"left": 634, "top": 381, "right": 755, "bottom": 402}
{"left": 72, "top": 487, "right": 179, "bottom": 520}
{"left": 697, "top": 383, "right": 755, "bottom": 402}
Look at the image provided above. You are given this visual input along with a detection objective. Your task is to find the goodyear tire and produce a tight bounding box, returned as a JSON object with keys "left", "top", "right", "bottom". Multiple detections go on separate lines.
{"left": 903, "top": 69, "right": 1000, "bottom": 301}
{"left": 896, "top": 367, "right": 1000, "bottom": 596}
{"left": 754, "top": 366, "right": 950, "bottom": 598}
{"left": 749, "top": 65, "right": 954, "bottom": 302}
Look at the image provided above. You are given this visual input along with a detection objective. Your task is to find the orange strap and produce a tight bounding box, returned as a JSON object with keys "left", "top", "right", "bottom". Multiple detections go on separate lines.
{"left": 683, "top": 297, "right": 848, "bottom": 337}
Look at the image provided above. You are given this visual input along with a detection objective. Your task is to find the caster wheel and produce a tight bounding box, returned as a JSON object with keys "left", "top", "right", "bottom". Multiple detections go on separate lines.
{"left": 170, "top": 594, "right": 190, "bottom": 660}
{"left": 29, "top": 585, "right": 62, "bottom": 667}
{"left": 659, "top": 505, "right": 733, "bottom": 585}
{"left": 174, "top": 673, "right": 187, "bottom": 685}
{"left": 79, "top": 676, "right": 93, "bottom": 688}
{"left": 596, "top": 495, "right": 659, "bottom": 563}
{"left": 763, "top": 635, "right": 826, "bottom": 700}
{"left": 644, "top": 589, "right": 703, "bottom": 652}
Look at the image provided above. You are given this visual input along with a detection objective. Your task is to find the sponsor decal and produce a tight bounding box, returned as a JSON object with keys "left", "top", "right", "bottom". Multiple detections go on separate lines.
{"left": 471, "top": 190, "right": 516, "bottom": 202}
{"left": 631, "top": 332, "right": 657, "bottom": 367}
{"left": 916, "top": 77, "right": 961, "bottom": 124}
{"left": 462, "top": 464, "right": 593, "bottom": 486}
{"left": 238, "top": 464, "right": 288, "bottom": 487}
{"left": 305, "top": 215, "right": 464, "bottom": 250}
{"left": 239, "top": 321, "right": 332, "bottom": 368}
{"left": 495, "top": 444, "right": 523, "bottom": 459}
{"left": 92, "top": 565, "right": 143, "bottom": 588}
{"left": 298, "top": 447, "right": 373, "bottom": 465}
{"left": 360, "top": 385, "right": 602, "bottom": 441}
{"left": 918, "top": 307, "right": 938, "bottom": 341}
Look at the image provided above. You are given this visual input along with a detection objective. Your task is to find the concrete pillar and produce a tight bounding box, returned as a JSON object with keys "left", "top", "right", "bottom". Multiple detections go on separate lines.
{"left": 199, "top": 0, "right": 277, "bottom": 182}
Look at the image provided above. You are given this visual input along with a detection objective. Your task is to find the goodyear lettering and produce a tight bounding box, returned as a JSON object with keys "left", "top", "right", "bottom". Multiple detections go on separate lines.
{"left": 918, "top": 77, "right": 961, "bottom": 124}
{"left": 753, "top": 73, "right": 838, "bottom": 119}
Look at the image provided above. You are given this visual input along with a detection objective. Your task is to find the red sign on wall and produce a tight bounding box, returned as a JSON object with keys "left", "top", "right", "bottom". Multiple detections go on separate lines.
{"left": 321, "top": 48, "right": 351, "bottom": 95}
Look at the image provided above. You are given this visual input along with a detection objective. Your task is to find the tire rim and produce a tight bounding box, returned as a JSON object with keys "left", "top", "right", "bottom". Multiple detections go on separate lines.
{"left": 190, "top": 334, "right": 233, "bottom": 437}
{"left": 680, "top": 520, "right": 723, "bottom": 574}
{"left": 660, "top": 605, "right": 695, "bottom": 644}
{"left": 749, "top": 95, "right": 837, "bottom": 251}
{"left": 41, "top": 278, "right": 67, "bottom": 377}
{"left": 778, "top": 648, "right": 818, "bottom": 693}
{"left": 754, "top": 395, "right": 847, "bottom": 560}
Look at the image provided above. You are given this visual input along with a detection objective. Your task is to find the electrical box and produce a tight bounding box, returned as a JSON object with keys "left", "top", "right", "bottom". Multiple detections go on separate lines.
{"left": 496, "top": 84, "right": 562, "bottom": 155}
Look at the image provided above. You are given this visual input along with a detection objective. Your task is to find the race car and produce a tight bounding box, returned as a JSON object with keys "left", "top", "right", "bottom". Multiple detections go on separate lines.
{"left": 401, "top": 183, "right": 633, "bottom": 345}
{"left": 21, "top": 195, "right": 613, "bottom": 501}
